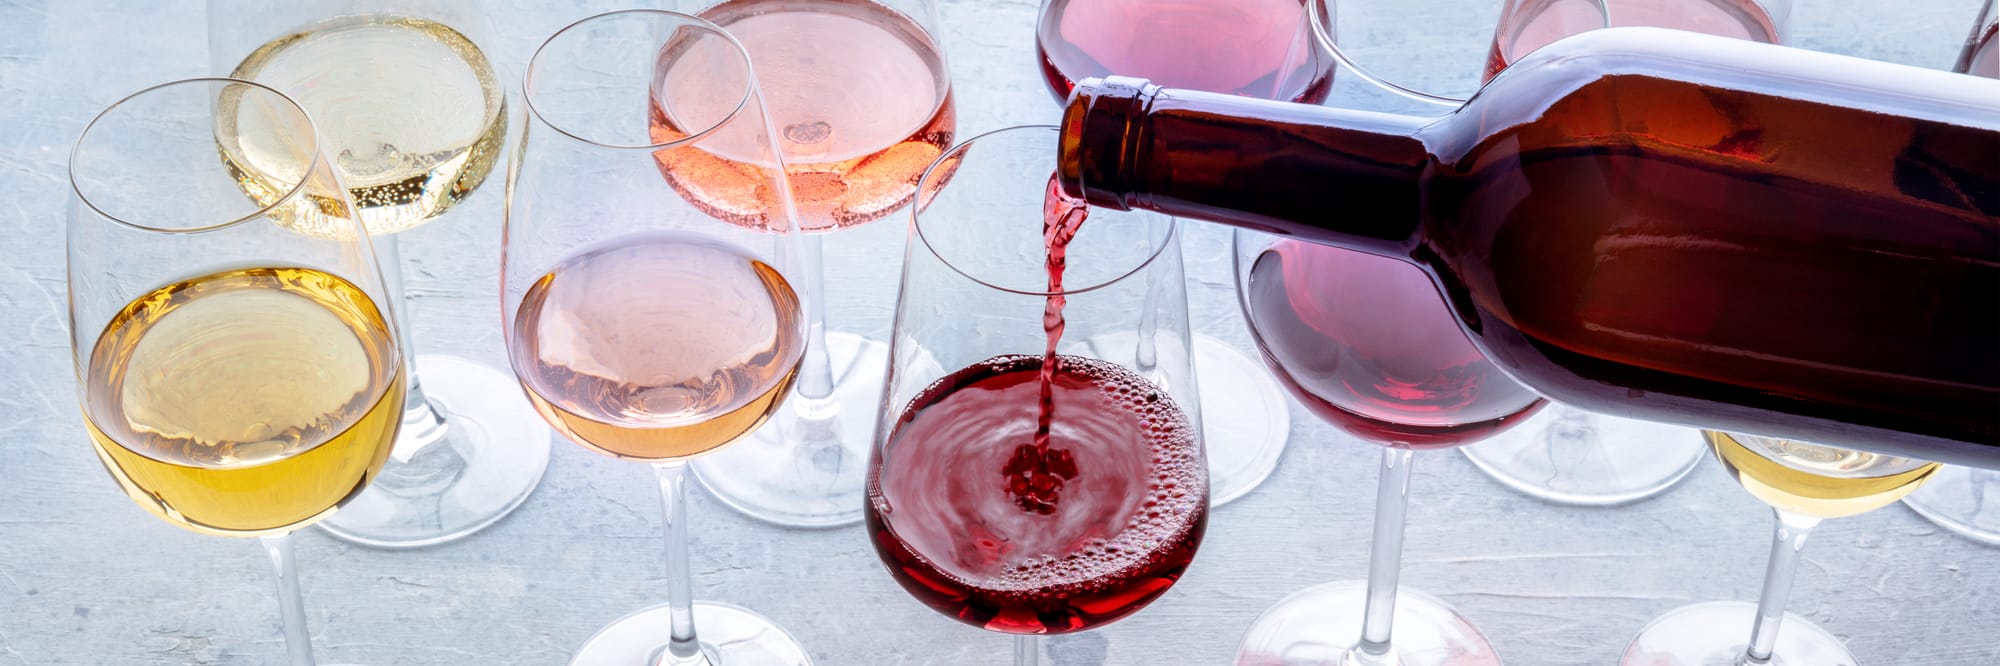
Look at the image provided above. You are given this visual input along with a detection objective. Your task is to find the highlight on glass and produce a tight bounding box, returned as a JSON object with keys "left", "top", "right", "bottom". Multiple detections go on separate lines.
{"left": 207, "top": 0, "right": 549, "bottom": 548}
{"left": 870, "top": 125, "right": 1207, "bottom": 666}
{"left": 504, "top": 10, "right": 811, "bottom": 665}
{"left": 67, "top": 77, "right": 404, "bottom": 665}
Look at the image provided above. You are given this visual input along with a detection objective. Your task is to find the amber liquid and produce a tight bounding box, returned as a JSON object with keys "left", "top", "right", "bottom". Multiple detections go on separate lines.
{"left": 83, "top": 268, "right": 403, "bottom": 536}
{"left": 1059, "top": 31, "right": 2000, "bottom": 461}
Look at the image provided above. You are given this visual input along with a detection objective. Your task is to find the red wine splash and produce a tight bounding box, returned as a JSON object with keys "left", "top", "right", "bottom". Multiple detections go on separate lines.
{"left": 866, "top": 354, "right": 1207, "bottom": 634}
{"left": 1004, "top": 174, "right": 1093, "bottom": 514}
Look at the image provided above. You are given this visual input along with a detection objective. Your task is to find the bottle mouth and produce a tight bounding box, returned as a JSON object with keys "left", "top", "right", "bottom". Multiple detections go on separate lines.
{"left": 1057, "top": 75, "right": 1162, "bottom": 213}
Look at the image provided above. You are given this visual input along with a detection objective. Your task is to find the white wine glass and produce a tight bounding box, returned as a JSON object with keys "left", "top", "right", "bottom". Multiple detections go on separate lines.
{"left": 663, "top": 0, "right": 958, "bottom": 528}
{"left": 68, "top": 78, "right": 403, "bottom": 666}
{"left": 506, "top": 11, "right": 811, "bottom": 665}
{"left": 1621, "top": 433, "right": 1939, "bottom": 665}
{"left": 1901, "top": 0, "right": 2000, "bottom": 546}
{"left": 207, "top": 0, "right": 550, "bottom": 548}
{"left": 1029, "top": 0, "right": 1342, "bottom": 506}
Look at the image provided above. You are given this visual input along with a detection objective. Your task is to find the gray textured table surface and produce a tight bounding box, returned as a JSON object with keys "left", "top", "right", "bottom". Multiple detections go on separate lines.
{"left": 2, "top": 0, "right": 1995, "bottom": 664}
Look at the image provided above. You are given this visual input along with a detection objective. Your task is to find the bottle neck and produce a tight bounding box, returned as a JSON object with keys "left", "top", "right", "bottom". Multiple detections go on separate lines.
{"left": 1058, "top": 76, "right": 1435, "bottom": 257}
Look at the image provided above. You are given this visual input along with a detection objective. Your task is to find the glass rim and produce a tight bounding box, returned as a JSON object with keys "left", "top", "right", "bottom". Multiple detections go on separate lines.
{"left": 912, "top": 124, "right": 1178, "bottom": 299}
{"left": 68, "top": 77, "right": 326, "bottom": 235}
{"left": 522, "top": 9, "right": 757, "bottom": 152}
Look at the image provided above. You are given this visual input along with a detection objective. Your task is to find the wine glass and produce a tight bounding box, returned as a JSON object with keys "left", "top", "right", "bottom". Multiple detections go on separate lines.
{"left": 505, "top": 11, "right": 811, "bottom": 665}
{"left": 1031, "top": 0, "right": 1339, "bottom": 506}
{"left": 1231, "top": 233, "right": 1546, "bottom": 665}
{"left": 662, "top": 0, "right": 959, "bottom": 527}
{"left": 1621, "top": 433, "right": 1940, "bottom": 665}
{"left": 207, "top": 0, "right": 550, "bottom": 547}
{"left": 1336, "top": 0, "right": 1794, "bottom": 507}
{"left": 1901, "top": 0, "right": 2000, "bottom": 546}
{"left": 68, "top": 78, "right": 402, "bottom": 665}
{"left": 870, "top": 125, "right": 1206, "bottom": 666}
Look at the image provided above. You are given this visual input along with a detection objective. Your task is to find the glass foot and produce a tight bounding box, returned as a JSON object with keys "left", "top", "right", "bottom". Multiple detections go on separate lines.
{"left": 1234, "top": 580, "right": 1501, "bottom": 666}
{"left": 692, "top": 331, "right": 883, "bottom": 528}
{"left": 1461, "top": 406, "right": 1704, "bottom": 506}
{"left": 1902, "top": 466, "right": 2000, "bottom": 546}
{"left": 571, "top": 601, "right": 812, "bottom": 666}
{"left": 1621, "top": 601, "right": 1856, "bottom": 666}
{"left": 1191, "top": 333, "right": 1291, "bottom": 507}
{"left": 319, "top": 355, "right": 551, "bottom": 548}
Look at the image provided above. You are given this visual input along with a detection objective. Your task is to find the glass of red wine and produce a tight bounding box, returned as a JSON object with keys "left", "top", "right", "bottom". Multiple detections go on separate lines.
{"left": 1231, "top": 233, "right": 1545, "bottom": 666}
{"left": 1899, "top": 0, "right": 2000, "bottom": 545}
{"left": 1032, "top": 0, "right": 1336, "bottom": 507}
{"left": 870, "top": 126, "right": 1207, "bottom": 666}
{"left": 505, "top": 11, "right": 811, "bottom": 665}
{"left": 662, "top": 0, "right": 958, "bottom": 528}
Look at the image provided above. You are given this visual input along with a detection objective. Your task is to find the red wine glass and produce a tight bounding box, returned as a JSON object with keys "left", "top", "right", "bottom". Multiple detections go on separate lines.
{"left": 870, "top": 126, "right": 1207, "bottom": 665}
{"left": 1230, "top": 234, "right": 1545, "bottom": 666}
{"left": 1031, "top": 0, "right": 1338, "bottom": 507}
{"left": 660, "top": 0, "right": 959, "bottom": 528}
{"left": 505, "top": 11, "right": 810, "bottom": 665}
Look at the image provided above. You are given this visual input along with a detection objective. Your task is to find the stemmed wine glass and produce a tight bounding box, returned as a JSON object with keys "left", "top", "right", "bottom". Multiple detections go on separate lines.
{"left": 663, "top": 0, "right": 958, "bottom": 527}
{"left": 1902, "top": 0, "right": 2000, "bottom": 545}
{"left": 1231, "top": 233, "right": 1546, "bottom": 665}
{"left": 1031, "top": 0, "right": 1339, "bottom": 505}
{"left": 505, "top": 11, "right": 811, "bottom": 665}
{"left": 1621, "top": 433, "right": 1940, "bottom": 665}
{"left": 207, "top": 0, "right": 549, "bottom": 547}
{"left": 870, "top": 126, "right": 1207, "bottom": 666}
{"left": 68, "top": 78, "right": 403, "bottom": 665}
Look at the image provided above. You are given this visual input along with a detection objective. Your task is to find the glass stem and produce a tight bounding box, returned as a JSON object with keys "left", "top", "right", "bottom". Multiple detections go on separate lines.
{"left": 1352, "top": 447, "right": 1417, "bottom": 664}
{"left": 1740, "top": 509, "right": 1821, "bottom": 666}
{"left": 257, "top": 533, "right": 317, "bottom": 666}
{"left": 372, "top": 234, "right": 451, "bottom": 455}
{"left": 790, "top": 234, "right": 838, "bottom": 418}
{"left": 1014, "top": 635, "right": 1039, "bottom": 666}
{"left": 652, "top": 462, "right": 711, "bottom": 666}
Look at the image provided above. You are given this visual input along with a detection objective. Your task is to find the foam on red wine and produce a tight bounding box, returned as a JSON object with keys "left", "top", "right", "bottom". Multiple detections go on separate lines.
{"left": 866, "top": 354, "right": 1206, "bottom": 634}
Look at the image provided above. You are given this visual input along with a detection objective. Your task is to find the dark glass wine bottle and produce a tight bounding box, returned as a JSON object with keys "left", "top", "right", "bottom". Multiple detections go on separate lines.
{"left": 1057, "top": 27, "right": 2000, "bottom": 468}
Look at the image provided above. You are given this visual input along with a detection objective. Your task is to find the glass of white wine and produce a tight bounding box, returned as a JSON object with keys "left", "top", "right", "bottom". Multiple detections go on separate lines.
{"left": 68, "top": 78, "right": 403, "bottom": 665}
{"left": 662, "top": 0, "right": 959, "bottom": 528}
{"left": 206, "top": 0, "right": 548, "bottom": 548}
{"left": 506, "top": 11, "right": 812, "bottom": 665}
{"left": 1620, "top": 432, "right": 1941, "bottom": 665}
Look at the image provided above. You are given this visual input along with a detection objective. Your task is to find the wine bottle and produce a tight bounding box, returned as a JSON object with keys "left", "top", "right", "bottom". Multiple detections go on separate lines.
{"left": 1057, "top": 27, "right": 2000, "bottom": 468}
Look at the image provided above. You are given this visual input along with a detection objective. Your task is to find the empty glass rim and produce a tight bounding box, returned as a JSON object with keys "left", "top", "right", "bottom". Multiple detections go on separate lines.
{"left": 522, "top": 9, "right": 755, "bottom": 152}
{"left": 68, "top": 77, "right": 323, "bottom": 235}
{"left": 912, "top": 124, "right": 1178, "bottom": 298}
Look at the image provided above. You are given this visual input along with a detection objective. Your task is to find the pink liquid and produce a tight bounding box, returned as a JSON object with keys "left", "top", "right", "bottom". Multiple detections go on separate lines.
{"left": 509, "top": 233, "right": 806, "bottom": 461}
{"left": 1485, "top": 0, "right": 1780, "bottom": 79}
{"left": 1035, "top": 0, "right": 1333, "bottom": 104}
{"left": 650, "top": 0, "right": 955, "bottom": 231}
{"left": 1019, "top": 174, "right": 1093, "bottom": 513}
{"left": 866, "top": 354, "right": 1206, "bottom": 634}
{"left": 1241, "top": 242, "right": 1544, "bottom": 448}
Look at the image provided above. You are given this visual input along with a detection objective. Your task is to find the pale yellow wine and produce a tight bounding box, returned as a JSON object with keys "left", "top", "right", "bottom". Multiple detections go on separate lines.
{"left": 1707, "top": 431, "right": 1940, "bottom": 519}
{"left": 223, "top": 14, "right": 506, "bottom": 236}
{"left": 83, "top": 267, "right": 404, "bottom": 536}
